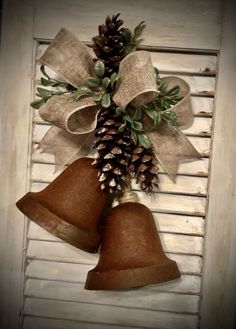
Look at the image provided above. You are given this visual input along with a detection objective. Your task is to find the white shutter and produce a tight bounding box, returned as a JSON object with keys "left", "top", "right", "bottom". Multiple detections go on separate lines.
{"left": 1, "top": 1, "right": 236, "bottom": 329}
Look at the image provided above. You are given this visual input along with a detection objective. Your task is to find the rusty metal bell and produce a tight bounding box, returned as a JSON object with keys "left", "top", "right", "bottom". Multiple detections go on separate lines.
{"left": 16, "top": 157, "right": 110, "bottom": 253}
{"left": 85, "top": 201, "right": 180, "bottom": 289}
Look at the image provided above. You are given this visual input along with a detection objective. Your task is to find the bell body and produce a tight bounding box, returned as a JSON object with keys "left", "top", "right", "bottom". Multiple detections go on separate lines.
{"left": 16, "top": 157, "right": 109, "bottom": 252}
{"left": 85, "top": 202, "right": 180, "bottom": 289}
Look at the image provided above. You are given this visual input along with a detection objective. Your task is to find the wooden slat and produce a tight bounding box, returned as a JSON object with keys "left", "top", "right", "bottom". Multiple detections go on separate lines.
{"left": 188, "top": 137, "right": 211, "bottom": 157}
{"left": 27, "top": 224, "right": 203, "bottom": 255}
{"left": 24, "top": 297, "right": 198, "bottom": 329}
{"left": 24, "top": 279, "right": 199, "bottom": 314}
{"left": 161, "top": 74, "right": 215, "bottom": 96}
{"left": 0, "top": 2, "right": 35, "bottom": 329}
{"left": 24, "top": 316, "right": 138, "bottom": 329}
{"left": 32, "top": 112, "right": 212, "bottom": 136}
{"left": 29, "top": 182, "right": 206, "bottom": 215}
{"left": 34, "top": 72, "right": 215, "bottom": 97}
{"left": 30, "top": 163, "right": 208, "bottom": 195}
{"left": 191, "top": 97, "right": 213, "bottom": 117}
{"left": 26, "top": 260, "right": 201, "bottom": 294}
{"left": 138, "top": 192, "right": 206, "bottom": 216}
{"left": 31, "top": 148, "right": 210, "bottom": 173}
{"left": 36, "top": 43, "right": 217, "bottom": 75}
{"left": 200, "top": 1, "right": 236, "bottom": 328}
{"left": 32, "top": 120, "right": 212, "bottom": 146}
{"left": 28, "top": 211, "right": 204, "bottom": 237}
{"left": 26, "top": 241, "right": 202, "bottom": 274}
{"left": 34, "top": 0, "right": 221, "bottom": 50}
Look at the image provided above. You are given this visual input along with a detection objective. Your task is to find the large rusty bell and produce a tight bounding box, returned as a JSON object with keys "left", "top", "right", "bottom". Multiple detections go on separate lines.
{"left": 85, "top": 198, "right": 181, "bottom": 290}
{"left": 16, "top": 158, "right": 110, "bottom": 253}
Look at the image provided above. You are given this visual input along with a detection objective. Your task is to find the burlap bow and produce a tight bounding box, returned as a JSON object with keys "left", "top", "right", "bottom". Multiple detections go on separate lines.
{"left": 38, "top": 28, "right": 200, "bottom": 179}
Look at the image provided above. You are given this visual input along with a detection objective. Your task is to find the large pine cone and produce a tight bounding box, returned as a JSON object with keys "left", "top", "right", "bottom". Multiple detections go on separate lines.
{"left": 92, "top": 105, "right": 132, "bottom": 194}
{"left": 93, "top": 14, "right": 126, "bottom": 75}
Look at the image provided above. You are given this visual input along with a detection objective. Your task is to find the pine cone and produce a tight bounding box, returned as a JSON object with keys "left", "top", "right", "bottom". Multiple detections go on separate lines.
{"left": 93, "top": 13, "right": 126, "bottom": 75}
{"left": 129, "top": 145, "right": 159, "bottom": 193}
{"left": 92, "top": 105, "right": 132, "bottom": 194}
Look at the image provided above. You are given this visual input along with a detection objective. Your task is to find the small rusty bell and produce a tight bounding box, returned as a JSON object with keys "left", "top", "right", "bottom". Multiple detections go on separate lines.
{"left": 85, "top": 200, "right": 180, "bottom": 290}
{"left": 16, "top": 158, "right": 110, "bottom": 253}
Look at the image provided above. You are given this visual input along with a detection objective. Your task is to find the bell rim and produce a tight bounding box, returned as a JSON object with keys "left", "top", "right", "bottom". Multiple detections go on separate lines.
{"left": 16, "top": 192, "right": 100, "bottom": 253}
{"left": 85, "top": 259, "right": 181, "bottom": 290}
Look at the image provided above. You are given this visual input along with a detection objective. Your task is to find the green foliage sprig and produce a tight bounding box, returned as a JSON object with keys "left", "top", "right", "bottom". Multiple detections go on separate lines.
{"left": 31, "top": 66, "right": 76, "bottom": 109}
{"left": 120, "top": 21, "right": 146, "bottom": 55}
{"left": 74, "top": 60, "right": 119, "bottom": 108}
{"left": 115, "top": 68, "right": 183, "bottom": 148}
{"left": 116, "top": 107, "right": 151, "bottom": 149}
{"left": 142, "top": 68, "right": 183, "bottom": 133}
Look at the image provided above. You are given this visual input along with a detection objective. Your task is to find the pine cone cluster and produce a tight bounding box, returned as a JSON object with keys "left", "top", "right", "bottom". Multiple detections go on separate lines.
{"left": 93, "top": 13, "right": 126, "bottom": 75}
{"left": 129, "top": 146, "right": 159, "bottom": 193}
{"left": 92, "top": 105, "right": 132, "bottom": 194}
{"left": 92, "top": 14, "right": 159, "bottom": 194}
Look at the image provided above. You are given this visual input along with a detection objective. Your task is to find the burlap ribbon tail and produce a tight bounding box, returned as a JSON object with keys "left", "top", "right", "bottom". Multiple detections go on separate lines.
{"left": 38, "top": 28, "right": 200, "bottom": 178}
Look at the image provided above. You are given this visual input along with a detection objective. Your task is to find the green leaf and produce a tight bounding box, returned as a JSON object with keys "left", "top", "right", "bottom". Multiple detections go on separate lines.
{"left": 134, "top": 108, "right": 142, "bottom": 121}
{"left": 110, "top": 72, "right": 119, "bottom": 88}
{"left": 40, "top": 65, "right": 51, "bottom": 79}
{"left": 77, "top": 86, "right": 92, "bottom": 93}
{"left": 167, "top": 85, "right": 180, "bottom": 96}
{"left": 132, "top": 121, "right": 143, "bottom": 132}
{"left": 154, "top": 67, "right": 161, "bottom": 85}
{"left": 124, "top": 42, "right": 136, "bottom": 55}
{"left": 85, "top": 77, "right": 100, "bottom": 88}
{"left": 40, "top": 77, "right": 54, "bottom": 86}
{"left": 94, "top": 60, "right": 105, "bottom": 78}
{"left": 118, "top": 123, "right": 126, "bottom": 132}
{"left": 156, "top": 112, "right": 162, "bottom": 125}
{"left": 116, "top": 107, "right": 126, "bottom": 116}
{"left": 131, "top": 130, "right": 138, "bottom": 144}
{"left": 145, "top": 108, "right": 158, "bottom": 121}
{"left": 138, "top": 134, "right": 152, "bottom": 149}
{"left": 134, "top": 21, "right": 146, "bottom": 38}
{"left": 74, "top": 86, "right": 93, "bottom": 101}
{"left": 31, "top": 99, "right": 45, "bottom": 109}
{"left": 120, "top": 28, "right": 132, "bottom": 44}
{"left": 159, "top": 83, "right": 168, "bottom": 93}
{"left": 101, "top": 93, "right": 111, "bottom": 108}
{"left": 102, "top": 77, "right": 110, "bottom": 89}
{"left": 123, "top": 114, "right": 132, "bottom": 124}
{"left": 93, "top": 92, "right": 103, "bottom": 102}
{"left": 37, "top": 87, "right": 55, "bottom": 98}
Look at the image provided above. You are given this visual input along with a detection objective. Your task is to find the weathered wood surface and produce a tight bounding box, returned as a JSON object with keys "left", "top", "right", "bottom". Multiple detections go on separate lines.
{"left": 27, "top": 225, "right": 203, "bottom": 255}
{"left": 26, "top": 240, "right": 203, "bottom": 275}
{"left": 26, "top": 260, "right": 201, "bottom": 293}
{"left": 0, "top": 1, "right": 35, "bottom": 329}
{"left": 28, "top": 212, "right": 204, "bottom": 236}
{"left": 31, "top": 151, "right": 210, "bottom": 176}
{"left": 34, "top": 0, "right": 221, "bottom": 50}
{"left": 33, "top": 114, "right": 212, "bottom": 137}
{"left": 23, "top": 317, "right": 140, "bottom": 329}
{"left": 24, "top": 279, "right": 199, "bottom": 313}
{"left": 30, "top": 164, "right": 208, "bottom": 195}
{"left": 200, "top": 1, "right": 236, "bottom": 328}
{"left": 23, "top": 44, "right": 215, "bottom": 329}
{"left": 30, "top": 182, "right": 206, "bottom": 216}
{"left": 36, "top": 43, "right": 217, "bottom": 75}
{"left": 24, "top": 297, "right": 199, "bottom": 329}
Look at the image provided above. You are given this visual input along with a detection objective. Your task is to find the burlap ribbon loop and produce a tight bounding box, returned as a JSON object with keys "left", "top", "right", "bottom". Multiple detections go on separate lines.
{"left": 145, "top": 76, "right": 201, "bottom": 179}
{"left": 37, "top": 28, "right": 200, "bottom": 178}
{"left": 39, "top": 28, "right": 95, "bottom": 88}
{"left": 39, "top": 94, "right": 100, "bottom": 135}
{"left": 113, "top": 51, "right": 158, "bottom": 108}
